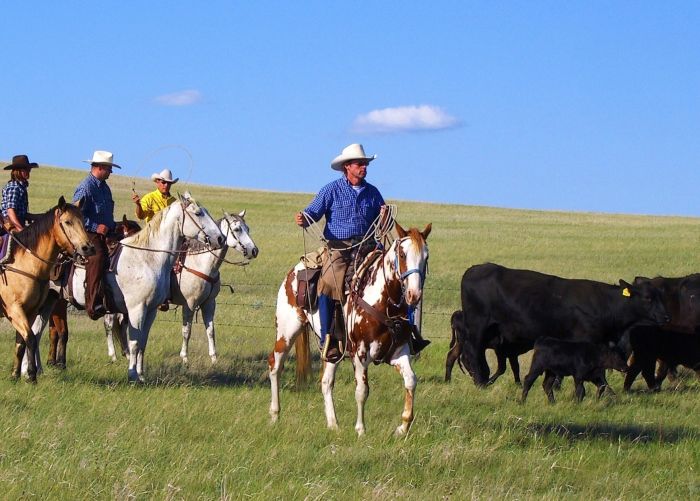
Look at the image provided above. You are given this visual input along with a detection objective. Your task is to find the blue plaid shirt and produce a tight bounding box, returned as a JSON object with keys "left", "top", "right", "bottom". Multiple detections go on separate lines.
{"left": 1, "top": 180, "right": 29, "bottom": 223}
{"left": 73, "top": 174, "right": 115, "bottom": 233}
{"left": 304, "top": 177, "right": 385, "bottom": 240}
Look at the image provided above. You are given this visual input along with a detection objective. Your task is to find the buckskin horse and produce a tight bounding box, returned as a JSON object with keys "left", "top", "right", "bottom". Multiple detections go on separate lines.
{"left": 0, "top": 196, "right": 94, "bottom": 382}
{"left": 269, "top": 222, "right": 431, "bottom": 436}
{"left": 22, "top": 215, "right": 141, "bottom": 374}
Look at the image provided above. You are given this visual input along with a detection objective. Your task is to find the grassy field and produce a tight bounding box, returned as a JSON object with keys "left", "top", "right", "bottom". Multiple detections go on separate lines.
{"left": 0, "top": 164, "right": 698, "bottom": 499}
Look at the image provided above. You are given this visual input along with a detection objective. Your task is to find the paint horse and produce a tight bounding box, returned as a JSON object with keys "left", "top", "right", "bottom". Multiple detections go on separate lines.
{"left": 0, "top": 196, "right": 94, "bottom": 381}
{"left": 269, "top": 222, "right": 431, "bottom": 436}
{"left": 105, "top": 211, "right": 259, "bottom": 364}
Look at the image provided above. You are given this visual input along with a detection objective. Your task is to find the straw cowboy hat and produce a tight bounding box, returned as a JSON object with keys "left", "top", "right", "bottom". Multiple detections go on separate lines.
{"left": 151, "top": 168, "right": 179, "bottom": 184}
{"left": 4, "top": 154, "right": 39, "bottom": 171}
{"left": 330, "top": 143, "right": 377, "bottom": 171}
{"left": 83, "top": 150, "right": 121, "bottom": 169}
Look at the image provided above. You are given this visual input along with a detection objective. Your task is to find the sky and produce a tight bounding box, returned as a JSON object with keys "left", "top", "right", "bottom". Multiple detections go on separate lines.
{"left": 2, "top": 2, "right": 699, "bottom": 216}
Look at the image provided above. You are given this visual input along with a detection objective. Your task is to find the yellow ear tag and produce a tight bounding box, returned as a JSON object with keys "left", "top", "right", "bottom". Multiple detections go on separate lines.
{"left": 622, "top": 287, "right": 631, "bottom": 297}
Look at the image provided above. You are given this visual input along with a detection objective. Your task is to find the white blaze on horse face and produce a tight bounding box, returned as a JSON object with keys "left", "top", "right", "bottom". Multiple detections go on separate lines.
{"left": 399, "top": 236, "right": 428, "bottom": 306}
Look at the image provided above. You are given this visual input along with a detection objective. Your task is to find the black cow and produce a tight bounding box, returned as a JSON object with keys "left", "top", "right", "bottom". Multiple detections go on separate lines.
{"left": 445, "top": 310, "right": 529, "bottom": 384}
{"left": 623, "top": 325, "right": 700, "bottom": 391}
{"left": 521, "top": 337, "right": 629, "bottom": 403}
{"left": 460, "top": 263, "right": 669, "bottom": 387}
{"left": 624, "top": 274, "right": 700, "bottom": 381}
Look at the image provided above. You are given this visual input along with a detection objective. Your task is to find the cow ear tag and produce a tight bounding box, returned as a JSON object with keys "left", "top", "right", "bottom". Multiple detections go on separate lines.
{"left": 622, "top": 287, "right": 631, "bottom": 297}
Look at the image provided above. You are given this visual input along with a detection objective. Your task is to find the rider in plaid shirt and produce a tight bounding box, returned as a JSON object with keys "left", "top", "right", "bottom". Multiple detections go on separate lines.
{"left": 1, "top": 154, "right": 39, "bottom": 233}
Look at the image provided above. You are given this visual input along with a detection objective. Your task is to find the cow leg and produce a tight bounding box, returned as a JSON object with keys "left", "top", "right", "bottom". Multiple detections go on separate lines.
{"left": 520, "top": 366, "right": 543, "bottom": 403}
{"left": 640, "top": 361, "right": 659, "bottom": 391}
{"left": 623, "top": 358, "right": 641, "bottom": 392}
{"left": 444, "top": 338, "right": 461, "bottom": 382}
{"left": 655, "top": 361, "right": 670, "bottom": 388}
{"left": 353, "top": 349, "right": 371, "bottom": 436}
{"left": 391, "top": 351, "right": 416, "bottom": 437}
{"left": 486, "top": 349, "right": 507, "bottom": 386}
{"left": 573, "top": 377, "right": 586, "bottom": 402}
{"left": 542, "top": 370, "right": 557, "bottom": 404}
{"left": 592, "top": 372, "right": 610, "bottom": 399}
{"left": 509, "top": 354, "right": 521, "bottom": 385}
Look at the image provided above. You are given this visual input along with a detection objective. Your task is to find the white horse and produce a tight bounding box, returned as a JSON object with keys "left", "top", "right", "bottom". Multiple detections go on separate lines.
{"left": 269, "top": 222, "right": 431, "bottom": 436}
{"left": 26, "top": 192, "right": 224, "bottom": 382}
{"left": 105, "top": 210, "right": 258, "bottom": 365}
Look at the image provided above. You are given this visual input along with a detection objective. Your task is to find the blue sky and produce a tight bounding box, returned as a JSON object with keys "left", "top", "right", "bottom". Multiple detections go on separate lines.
{"left": 2, "top": 2, "right": 698, "bottom": 216}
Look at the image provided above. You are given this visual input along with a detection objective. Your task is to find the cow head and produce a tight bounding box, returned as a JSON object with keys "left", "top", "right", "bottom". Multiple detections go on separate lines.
{"left": 619, "top": 279, "right": 670, "bottom": 326}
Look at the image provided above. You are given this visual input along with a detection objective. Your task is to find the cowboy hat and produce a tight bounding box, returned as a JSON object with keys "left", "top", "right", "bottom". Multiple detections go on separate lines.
{"left": 150, "top": 168, "right": 179, "bottom": 184}
{"left": 330, "top": 143, "right": 377, "bottom": 171}
{"left": 4, "top": 154, "right": 39, "bottom": 171}
{"left": 82, "top": 150, "right": 121, "bottom": 169}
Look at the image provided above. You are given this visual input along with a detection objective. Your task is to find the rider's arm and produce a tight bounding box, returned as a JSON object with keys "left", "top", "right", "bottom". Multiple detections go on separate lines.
{"left": 5, "top": 208, "right": 24, "bottom": 232}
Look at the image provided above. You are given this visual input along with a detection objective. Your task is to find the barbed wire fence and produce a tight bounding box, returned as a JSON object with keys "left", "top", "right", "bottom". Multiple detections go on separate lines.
{"left": 137, "top": 281, "right": 461, "bottom": 339}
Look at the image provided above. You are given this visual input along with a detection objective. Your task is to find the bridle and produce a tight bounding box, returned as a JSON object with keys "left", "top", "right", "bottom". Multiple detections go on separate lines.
{"left": 387, "top": 236, "right": 428, "bottom": 308}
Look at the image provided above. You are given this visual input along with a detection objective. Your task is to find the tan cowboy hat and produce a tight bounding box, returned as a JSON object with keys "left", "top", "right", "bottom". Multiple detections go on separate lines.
{"left": 151, "top": 168, "right": 179, "bottom": 184}
{"left": 4, "top": 154, "right": 38, "bottom": 171}
{"left": 330, "top": 143, "right": 377, "bottom": 171}
{"left": 83, "top": 150, "right": 121, "bottom": 169}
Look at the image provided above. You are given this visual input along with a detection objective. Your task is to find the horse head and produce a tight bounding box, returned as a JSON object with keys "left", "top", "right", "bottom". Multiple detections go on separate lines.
{"left": 179, "top": 192, "right": 225, "bottom": 249}
{"left": 391, "top": 222, "right": 432, "bottom": 306}
{"left": 115, "top": 214, "right": 141, "bottom": 238}
{"left": 221, "top": 210, "right": 259, "bottom": 261}
{"left": 54, "top": 196, "right": 95, "bottom": 258}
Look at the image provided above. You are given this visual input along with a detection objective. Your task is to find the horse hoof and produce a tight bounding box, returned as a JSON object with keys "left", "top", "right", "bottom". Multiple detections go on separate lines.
{"left": 394, "top": 425, "right": 408, "bottom": 437}
{"left": 210, "top": 355, "right": 218, "bottom": 364}
{"left": 47, "top": 360, "right": 57, "bottom": 367}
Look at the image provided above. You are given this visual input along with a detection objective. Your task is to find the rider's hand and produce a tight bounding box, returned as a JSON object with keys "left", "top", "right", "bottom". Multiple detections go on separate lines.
{"left": 131, "top": 193, "right": 141, "bottom": 204}
{"left": 295, "top": 212, "right": 305, "bottom": 227}
{"left": 95, "top": 224, "right": 109, "bottom": 236}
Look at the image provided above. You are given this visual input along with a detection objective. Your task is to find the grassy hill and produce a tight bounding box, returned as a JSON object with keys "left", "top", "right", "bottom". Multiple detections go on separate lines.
{"left": 0, "top": 164, "right": 698, "bottom": 499}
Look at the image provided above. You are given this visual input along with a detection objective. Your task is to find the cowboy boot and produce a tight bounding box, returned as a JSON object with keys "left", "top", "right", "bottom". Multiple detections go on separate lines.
{"left": 410, "top": 325, "right": 431, "bottom": 354}
{"left": 318, "top": 294, "right": 339, "bottom": 361}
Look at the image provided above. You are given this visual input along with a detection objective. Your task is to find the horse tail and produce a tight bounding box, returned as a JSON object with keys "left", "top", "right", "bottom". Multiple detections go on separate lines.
{"left": 295, "top": 325, "right": 312, "bottom": 387}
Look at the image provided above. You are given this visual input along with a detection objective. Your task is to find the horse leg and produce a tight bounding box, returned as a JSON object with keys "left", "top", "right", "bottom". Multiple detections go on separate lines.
{"left": 179, "top": 305, "right": 194, "bottom": 365}
{"left": 322, "top": 360, "right": 340, "bottom": 431}
{"left": 269, "top": 293, "right": 306, "bottom": 423}
{"left": 51, "top": 299, "right": 68, "bottom": 369}
{"left": 200, "top": 298, "right": 218, "bottom": 364}
{"left": 391, "top": 351, "right": 417, "bottom": 437}
{"left": 11, "top": 313, "right": 37, "bottom": 382}
{"left": 104, "top": 314, "right": 118, "bottom": 361}
{"left": 127, "top": 306, "right": 149, "bottom": 383}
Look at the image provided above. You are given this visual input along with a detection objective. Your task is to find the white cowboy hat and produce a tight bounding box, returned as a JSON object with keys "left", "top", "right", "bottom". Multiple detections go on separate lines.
{"left": 150, "top": 168, "right": 179, "bottom": 184}
{"left": 83, "top": 150, "right": 121, "bottom": 169}
{"left": 330, "top": 143, "right": 377, "bottom": 171}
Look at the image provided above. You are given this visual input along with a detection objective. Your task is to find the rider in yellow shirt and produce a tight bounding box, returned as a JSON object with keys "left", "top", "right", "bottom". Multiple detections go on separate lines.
{"left": 132, "top": 168, "right": 178, "bottom": 222}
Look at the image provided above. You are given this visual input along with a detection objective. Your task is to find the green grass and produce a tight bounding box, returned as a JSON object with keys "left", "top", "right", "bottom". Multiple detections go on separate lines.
{"left": 0, "top": 164, "right": 698, "bottom": 499}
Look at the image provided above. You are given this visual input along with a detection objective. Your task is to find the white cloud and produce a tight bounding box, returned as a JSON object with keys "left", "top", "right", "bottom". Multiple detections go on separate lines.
{"left": 153, "top": 89, "right": 203, "bottom": 106}
{"left": 351, "top": 105, "right": 460, "bottom": 134}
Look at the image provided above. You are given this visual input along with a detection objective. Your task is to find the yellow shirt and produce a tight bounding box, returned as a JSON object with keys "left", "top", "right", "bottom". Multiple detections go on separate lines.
{"left": 138, "top": 190, "right": 176, "bottom": 222}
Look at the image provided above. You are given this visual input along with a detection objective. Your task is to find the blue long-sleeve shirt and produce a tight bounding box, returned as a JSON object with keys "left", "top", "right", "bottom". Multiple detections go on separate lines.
{"left": 304, "top": 177, "right": 384, "bottom": 240}
{"left": 73, "top": 174, "right": 115, "bottom": 232}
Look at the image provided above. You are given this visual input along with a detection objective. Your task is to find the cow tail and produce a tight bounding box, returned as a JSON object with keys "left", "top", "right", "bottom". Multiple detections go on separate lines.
{"left": 295, "top": 325, "right": 312, "bottom": 387}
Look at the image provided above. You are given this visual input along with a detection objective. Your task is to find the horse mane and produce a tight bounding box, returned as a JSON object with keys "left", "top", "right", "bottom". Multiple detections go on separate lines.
{"left": 122, "top": 205, "right": 170, "bottom": 247}
{"left": 405, "top": 227, "right": 425, "bottom": 249}
{"left": 14, "top": 204, "right": 62, "bottom": 250}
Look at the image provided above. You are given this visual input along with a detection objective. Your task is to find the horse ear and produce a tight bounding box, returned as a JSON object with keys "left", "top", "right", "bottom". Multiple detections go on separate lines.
{"left": 58, "top": 196, "right": 67, "bottom": 210}
{"left": 122, "top": 214, "right": 128, "bottom": 224}
{"left": 422, "top": 223, "right": 432, "bottom": 240}
{"left": 238, "top": 209, "right": 246, "bottom": 218}
{"left": 395, "top": 222, "right": 407, "bottom": 238}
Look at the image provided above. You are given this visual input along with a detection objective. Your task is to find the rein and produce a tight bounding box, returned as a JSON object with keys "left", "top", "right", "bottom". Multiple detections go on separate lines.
{"left": 5, "top": 209, "right": 81, "bottom": 267}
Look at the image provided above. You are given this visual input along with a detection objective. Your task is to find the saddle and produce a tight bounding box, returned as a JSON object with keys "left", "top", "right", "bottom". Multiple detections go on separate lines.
{"left": 295, "top": 246, "right": 326, "bottom": 309}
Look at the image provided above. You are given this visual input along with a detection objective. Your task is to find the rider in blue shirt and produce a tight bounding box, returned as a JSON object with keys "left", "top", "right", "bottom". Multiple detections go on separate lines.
{"left": 73, "top": 150, "right": 119, "bottom": 320}
{"left": 296, "top": 144, "right": 429, "bottom": 361}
